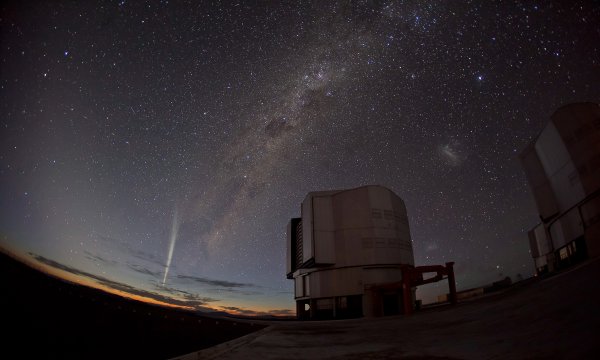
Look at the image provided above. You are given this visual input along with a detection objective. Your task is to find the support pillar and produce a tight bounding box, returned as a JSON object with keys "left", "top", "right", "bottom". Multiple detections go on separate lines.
{"left": 296, "top": 301, "right": 302, "bottom": 320}
{"left": 332, "top": 296, "right": 337, "bottom": 318}
{"left": 446, "top": 262, "right": 457, "bottom": 305}
{"left": 402, "top": 269, "right": 412, "bottom": 315}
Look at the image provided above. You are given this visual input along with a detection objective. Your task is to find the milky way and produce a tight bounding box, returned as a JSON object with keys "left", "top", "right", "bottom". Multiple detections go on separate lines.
{"left": 1, "top": 1, "right": 599, "bottom": 312}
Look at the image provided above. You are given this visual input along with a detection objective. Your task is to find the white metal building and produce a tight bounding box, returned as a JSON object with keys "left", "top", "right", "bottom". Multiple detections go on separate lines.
{"left": 520, "top": 102, "right": 600, "bottom": 274}
{"left": 286, "top": 185, "right": 415, "bottom": 319}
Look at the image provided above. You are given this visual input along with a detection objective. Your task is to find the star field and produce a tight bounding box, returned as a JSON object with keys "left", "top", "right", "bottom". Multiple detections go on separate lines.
{"left": 1, "top": 1, "right": 599, "bottom": 312}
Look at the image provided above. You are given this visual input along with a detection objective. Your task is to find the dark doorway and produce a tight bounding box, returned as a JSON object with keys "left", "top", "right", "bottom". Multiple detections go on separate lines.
{"left": 383, "top": 293, "right": 400, "bottom": 316}
{"left": 347, "top": 295, "right": 363, "bottom": 318}
{"left": 296, "top": 300, "right": 310, "bottom": 320}
{"left": 336, "top": 295, "right": 363, "bottom": 319}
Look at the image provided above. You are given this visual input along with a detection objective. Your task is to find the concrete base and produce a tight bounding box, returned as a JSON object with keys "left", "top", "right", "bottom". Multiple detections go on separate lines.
{"left": 179, "top": 258, "right": 600, "bottom": 359}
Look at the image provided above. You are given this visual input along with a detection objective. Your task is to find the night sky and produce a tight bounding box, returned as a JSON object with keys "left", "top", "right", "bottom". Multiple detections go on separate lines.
{"left": 1, "top": 1, "right": 599, "bottom": 314}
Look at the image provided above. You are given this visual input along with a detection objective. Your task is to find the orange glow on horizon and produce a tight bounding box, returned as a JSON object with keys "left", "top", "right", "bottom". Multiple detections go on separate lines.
{"left": 8, "top": 250, "right": 208, "bottom": 311}
{"left": 36, "top": 259, "right": 197, "bottom": 310}
{"left": 2, "top": 247, "right": 295, "bottom": 316}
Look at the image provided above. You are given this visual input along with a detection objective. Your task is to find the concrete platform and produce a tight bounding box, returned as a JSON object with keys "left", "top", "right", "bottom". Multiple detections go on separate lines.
{"left": 174, "top": 258, "right": 600, "bottom": 359}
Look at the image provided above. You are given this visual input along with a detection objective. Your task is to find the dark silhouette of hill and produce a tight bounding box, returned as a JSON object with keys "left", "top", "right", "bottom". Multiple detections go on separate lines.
{"left": 0, "top": 251, "right": 265, "bottom": 360}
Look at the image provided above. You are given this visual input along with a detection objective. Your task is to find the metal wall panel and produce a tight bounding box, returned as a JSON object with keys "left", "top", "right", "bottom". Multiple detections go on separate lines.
{"left": 294, "top": 277, "right": 303, "bottom": 298}
{"left": 520, "top": 144, "right": 560, "bottom": 219}
{"left": 533, "top": 223, "right": 551, "bottom": 255}
{"left": 528, "top": 229, "right": 540, "bottom": 258}
{"left": 536, "top": 122, "right": 586, "bottom": 212}
{"left": 286, "top": 220, "right": 293, "bottom": 275}
{"left": 313, "top": 196, "right": 335, "bottom": 264}
{"left": 301, "top": 195, "right": 314, "bottom": 263}
{"left": 549, "top": 208, "right": 584, "bottom": 250}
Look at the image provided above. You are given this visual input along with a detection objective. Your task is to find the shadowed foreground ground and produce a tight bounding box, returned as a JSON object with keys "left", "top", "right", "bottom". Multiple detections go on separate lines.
{"left": 0, "top": 251, "right": 265, "bottom": 360}
{"left": 176, "top": 258, "right": 600, "bottom": 360}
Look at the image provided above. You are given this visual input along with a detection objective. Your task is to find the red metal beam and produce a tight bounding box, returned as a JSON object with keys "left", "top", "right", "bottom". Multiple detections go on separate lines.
{"left": 414, "top": 265, "right": 447, "bottom": 273}
{"left": 401, "top": 261, "right": 457, "bottom": 315}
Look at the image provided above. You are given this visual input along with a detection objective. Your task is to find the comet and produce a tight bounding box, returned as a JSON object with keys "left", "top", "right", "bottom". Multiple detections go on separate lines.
{"left": 162, "top": 207, "right": 180, "bottom": 285}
